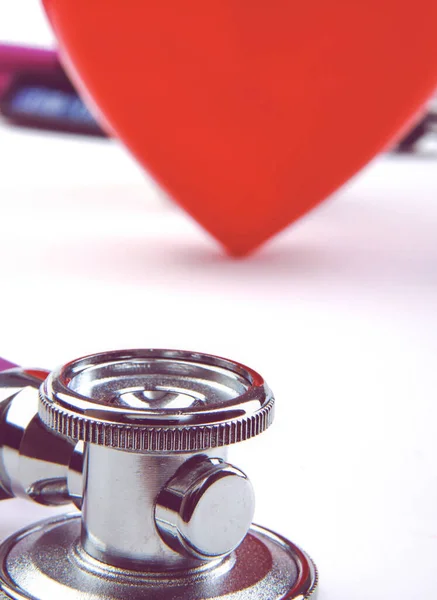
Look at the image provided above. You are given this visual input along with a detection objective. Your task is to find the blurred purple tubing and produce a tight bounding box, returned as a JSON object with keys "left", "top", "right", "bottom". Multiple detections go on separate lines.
{"left": 0, "top": 358, "right": 16, "bottom": 372}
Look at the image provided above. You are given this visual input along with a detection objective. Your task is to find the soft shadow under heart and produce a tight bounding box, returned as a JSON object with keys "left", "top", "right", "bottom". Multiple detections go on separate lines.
{"left": 43, "top": 204, "right": 437, "bottom": 290}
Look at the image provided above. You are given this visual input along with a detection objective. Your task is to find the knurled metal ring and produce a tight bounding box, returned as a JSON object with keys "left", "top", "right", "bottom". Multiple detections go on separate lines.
{"left": 38, "top": 349, "right": 275, "bottom": 453}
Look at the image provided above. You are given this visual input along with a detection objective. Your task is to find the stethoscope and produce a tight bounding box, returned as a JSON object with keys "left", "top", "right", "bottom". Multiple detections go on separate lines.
{"left": 0, "top": 349, "right": 317, "bottom": 600}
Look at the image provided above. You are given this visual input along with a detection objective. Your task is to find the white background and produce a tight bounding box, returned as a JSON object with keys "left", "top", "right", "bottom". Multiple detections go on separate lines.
{"left": 1, "top": 3, "right": 437, "bottom": 599}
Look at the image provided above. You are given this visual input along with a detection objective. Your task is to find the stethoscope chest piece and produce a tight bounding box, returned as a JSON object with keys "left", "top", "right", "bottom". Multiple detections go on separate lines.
{"left": 0, "top": 350, "right": 318, "bottom": 599}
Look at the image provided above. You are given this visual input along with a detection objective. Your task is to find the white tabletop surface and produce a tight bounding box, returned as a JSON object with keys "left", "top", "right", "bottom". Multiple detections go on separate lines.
{"left": 1, "top": 3, "right": 437, "bottom": 600}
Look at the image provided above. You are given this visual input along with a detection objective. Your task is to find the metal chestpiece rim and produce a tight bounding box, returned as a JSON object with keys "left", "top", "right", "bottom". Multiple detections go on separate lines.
{"left": 38, "top": 349, "right": 275, "bottom": 453}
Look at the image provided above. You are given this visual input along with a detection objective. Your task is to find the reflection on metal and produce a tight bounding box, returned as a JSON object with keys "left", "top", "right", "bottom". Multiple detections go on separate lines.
{"left": 0, "top": 350, "right": 318, "bottom": 599}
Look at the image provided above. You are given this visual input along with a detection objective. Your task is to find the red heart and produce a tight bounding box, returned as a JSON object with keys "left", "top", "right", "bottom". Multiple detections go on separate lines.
{"left": 43, "top": 1, "right": 437, "bottom": 255}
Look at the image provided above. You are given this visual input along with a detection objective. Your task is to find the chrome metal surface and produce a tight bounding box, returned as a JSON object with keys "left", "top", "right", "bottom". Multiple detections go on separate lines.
{"left": 39, "top": 349, "right": 274, "bottom": 452}
{"left": 0, "top": 367, "right": 47, "bottom": 407}
{"left": 0, "top": 368, "right": 82, "bottom": 506}
{"left": 156, "top": 455, "right": 255, "bottom": 560}
{"left": 0, "top": 513, "right": 318, "bottom": 600}
{"left": 0, "top": 350, "right": 318, "bottom": 599}
{"left": 37, "top": 350, "right": 270, "bottom": 572}
{"left": 81, "top": 445, "right": 227, "bottom": 570}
